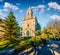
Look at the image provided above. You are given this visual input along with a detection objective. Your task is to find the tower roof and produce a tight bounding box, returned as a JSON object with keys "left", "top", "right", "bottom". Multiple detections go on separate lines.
{"left": 27, "top": 7, "right": 32, "bottom": 11}
{"left": 22, "top": 8, "right": 37, "bottom": 21}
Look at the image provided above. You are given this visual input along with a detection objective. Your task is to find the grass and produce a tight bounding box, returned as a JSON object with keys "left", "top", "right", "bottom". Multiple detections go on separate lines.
{"left": 0, "top": 37, "right": 43, "bottom": 51}
{"left": 0, "top": 40, "right": 21, "bottom": 50}
{"left": 0, "top": 40, "right": 9, "bottom": 50}
{"left": 0, "top": 45, "right": 6, "bottom": 49}
{"left": 0, "top": 40, "right": 9, "bottom": 46}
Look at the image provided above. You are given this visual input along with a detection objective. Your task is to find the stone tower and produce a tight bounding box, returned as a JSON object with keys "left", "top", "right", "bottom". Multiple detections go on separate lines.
{"left": 22, "top": 8, "right": 40, "bottom": 37}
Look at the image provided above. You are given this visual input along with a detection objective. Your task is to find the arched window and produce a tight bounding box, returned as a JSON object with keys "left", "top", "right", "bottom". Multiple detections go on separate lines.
{"left": 28, "top": 12, "right": 29, "bottom": 15}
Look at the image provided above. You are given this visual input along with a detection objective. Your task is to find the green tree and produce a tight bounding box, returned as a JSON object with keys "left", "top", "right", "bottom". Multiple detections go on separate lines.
{"left": 3, "top": 12, "right": 20, "bottom": 42}
{"left": 36, "top": 30, "right": 41, "bottom": 36}
{"left": 42, "top": 27, "right": 53, "bottom": 40}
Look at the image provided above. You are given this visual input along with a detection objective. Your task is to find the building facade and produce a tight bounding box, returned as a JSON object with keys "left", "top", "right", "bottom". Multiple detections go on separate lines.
{"left": 22, "top": 8, "right": 41, "bottom": 37}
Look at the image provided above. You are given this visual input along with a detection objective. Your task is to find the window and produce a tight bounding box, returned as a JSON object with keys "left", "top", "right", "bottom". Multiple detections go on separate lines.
{"left": 28, "top": 12, "right": 29, "bottom": 15}
{"left": 27, "top": 24, "right": 29, "bottom": 27}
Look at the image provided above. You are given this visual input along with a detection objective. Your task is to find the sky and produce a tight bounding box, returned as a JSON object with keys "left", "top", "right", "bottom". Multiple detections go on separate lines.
{"left": 0, "top": 0, "right": 60, "bottom": 29}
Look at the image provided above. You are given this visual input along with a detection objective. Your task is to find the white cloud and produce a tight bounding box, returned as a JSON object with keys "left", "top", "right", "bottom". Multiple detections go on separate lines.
{"left": 31, "top": 5, "right": 45, "bottom": 9}
{"left": 47, "top": 7, "right": 50, "bottom": 10}
{"left": 0, "top": 11, "right": 3, "bottom": 16}
{"left": 0, "top": 2, "right": 21, "bottom": 19}
{"left": 48, "top": 2, "right": 60, "bottom": 10}
{"left": 38, "top": 5, "right": 45, "bottom": 9}
{"left": 19, "top": 10, "right": 23, "bottom": 12}
{"left": 0, "top": 9, "right": 8, "bottom": 12}
{"left": 0, "top": 0, "right": 3, "bottom": 2}
{"left": 0, "top": 11, "right": 7, "bottom": 19}
{"left": 3, "top": 9, "right": 8, "bottom": 11}
{"left": 31, "top": 5, "right": 45, "bottom": 15}
{"left": 4, "top": 2, "right": 19, "bottom": 10}
{"left": 50, "top": 15, "right": 60, "bottom": 20}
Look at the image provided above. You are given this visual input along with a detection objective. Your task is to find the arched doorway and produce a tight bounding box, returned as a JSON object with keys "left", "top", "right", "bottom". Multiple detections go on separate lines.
{"left": 26, "top": 30, "right": 30, "bottom": 36}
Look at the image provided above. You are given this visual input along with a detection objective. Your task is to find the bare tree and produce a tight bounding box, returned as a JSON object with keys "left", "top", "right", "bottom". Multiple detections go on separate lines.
{"left": 47, "top": 19, "right": 60, "bottom": 34}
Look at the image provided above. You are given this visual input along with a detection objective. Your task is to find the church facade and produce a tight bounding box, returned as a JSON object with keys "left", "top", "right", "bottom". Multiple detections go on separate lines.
{"left": 22, "top": 8, "right": 41, "bottom": 37}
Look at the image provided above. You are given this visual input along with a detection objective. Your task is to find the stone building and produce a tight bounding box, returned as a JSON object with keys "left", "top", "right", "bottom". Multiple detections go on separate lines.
{"left": 22, "top": 8, "right": 41, "bottom": 37}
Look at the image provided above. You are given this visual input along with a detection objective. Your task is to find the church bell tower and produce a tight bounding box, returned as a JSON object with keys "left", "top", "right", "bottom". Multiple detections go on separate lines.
{"left": 22, "top": 8, "right": 40, "bottom": 37}
{"left": 26, "top": 8, "right": 33, "bottom": 18}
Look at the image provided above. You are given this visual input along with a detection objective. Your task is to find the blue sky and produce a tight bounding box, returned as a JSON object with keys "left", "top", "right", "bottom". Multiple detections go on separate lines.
{"left": 0, "top": 0, "right": 60, "bottom": 29}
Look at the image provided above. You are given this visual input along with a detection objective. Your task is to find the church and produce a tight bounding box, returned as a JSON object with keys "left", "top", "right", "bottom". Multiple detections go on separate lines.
{"left": 22, "top": 8, "right": 41, "bottom": 37}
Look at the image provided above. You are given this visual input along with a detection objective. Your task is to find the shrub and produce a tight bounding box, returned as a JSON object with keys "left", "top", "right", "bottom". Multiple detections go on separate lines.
{"left": 35, "top": 36, "right": 42, "bottom": 46}
{"left": 40, "top": 33, "right": 48, "bottom": 40}
{"left": 55, "top": 34, "right": 60, "bottom": 40}
{"left": 36, "top": 30, "right": 41, "bottom": 36}
{"left": 14, "top": 37, "right": 42, "bottom": 51}
{"left": 14, "top": 40, "right": 32, "bottom": 51}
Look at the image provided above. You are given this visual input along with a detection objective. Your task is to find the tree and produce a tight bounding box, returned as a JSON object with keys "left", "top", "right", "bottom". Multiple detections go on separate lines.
{"left": 36, "top": 30, "right": 41, "bottom": 36}
{"left": 0, "top": 19, "right": 5, "bottom": 40}
{"left": 47, "top": 20, "right": 60, "bottom": 34}
{"left": 47, "top": 19, "right": 60, "bottom": 40}
{"left": 42, "top": 27, "right": 54, "bottom": 40}
{"left": 3, "top": 12, "right": 20, "bottom": 42}
{"left": 20, "top": 27, "right": 22, "bottom": 36}
{"left": 40, "top": 33, "right": 48, "bottom": 39}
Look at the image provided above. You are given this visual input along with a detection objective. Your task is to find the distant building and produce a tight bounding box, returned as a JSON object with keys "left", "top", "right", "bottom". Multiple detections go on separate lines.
{"left": 22, "top": 8, "right": 41, "bottom": 37}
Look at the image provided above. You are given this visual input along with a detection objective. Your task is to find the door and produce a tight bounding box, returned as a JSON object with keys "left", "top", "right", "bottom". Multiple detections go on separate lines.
{"left": 26, "top": 30, "right": 30, "bottom": 36}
